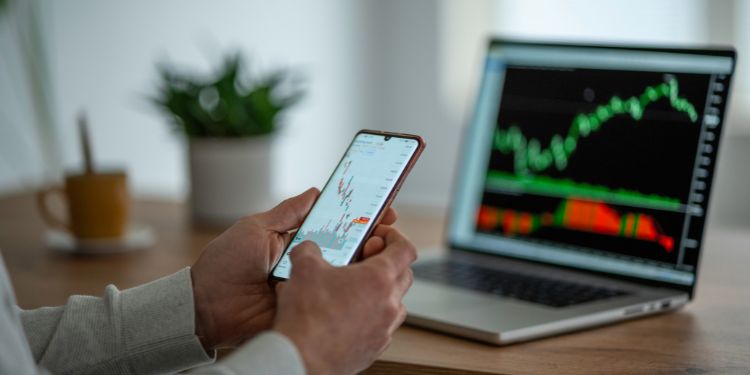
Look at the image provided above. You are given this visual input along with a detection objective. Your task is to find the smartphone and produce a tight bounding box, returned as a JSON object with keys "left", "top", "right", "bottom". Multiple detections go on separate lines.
{"left": 270, "top": 130, "right": 425, "bottom": 281}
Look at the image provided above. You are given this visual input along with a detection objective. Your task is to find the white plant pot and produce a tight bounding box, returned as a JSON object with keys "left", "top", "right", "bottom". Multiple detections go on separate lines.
{"left": 188, "top": 136, "right": 275, "bottom": 227}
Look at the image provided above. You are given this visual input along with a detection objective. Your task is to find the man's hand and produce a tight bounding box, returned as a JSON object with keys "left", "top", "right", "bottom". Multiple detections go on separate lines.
{"left": 190, "top": 188, "right": 399, "bottom": 350}
{"left": 190, "top": 188, "right": 318, "bottom": 349}
{"left": 273, "top": 226, "right": 417, "bottom": 375}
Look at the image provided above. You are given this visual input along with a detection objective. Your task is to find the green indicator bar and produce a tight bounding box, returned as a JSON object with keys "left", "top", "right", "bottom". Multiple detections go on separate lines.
{"left": 619, "top": 215, "right": 628, "bottom": 236}
{"left": 486, "top": 170, "right": 683, "bottom": 212}
{"left": 532, "top": 216, "right": 541, "bottom": 231}
{"left": 554, "top": 199, "right": 568, "bottom": 225}
{"left": 632, "top": 213, "right": 640, "bottom": 238}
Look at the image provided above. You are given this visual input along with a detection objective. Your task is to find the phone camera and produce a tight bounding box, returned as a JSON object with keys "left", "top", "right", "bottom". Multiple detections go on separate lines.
{"left": 384, "top": 136, "right": 392, "bottom": 141}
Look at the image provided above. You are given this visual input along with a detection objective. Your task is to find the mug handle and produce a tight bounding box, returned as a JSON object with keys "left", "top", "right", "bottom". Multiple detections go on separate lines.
{"left": 36, "top": 186, "right": 71, "bottom": 232}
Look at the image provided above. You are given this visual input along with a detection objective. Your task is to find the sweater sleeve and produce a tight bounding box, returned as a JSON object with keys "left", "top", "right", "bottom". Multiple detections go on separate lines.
{"left": 20, "top": 268, "right": 215, "bottom": 374}
{"left": 188, "top": 332, "right": 306, "bottom": 375}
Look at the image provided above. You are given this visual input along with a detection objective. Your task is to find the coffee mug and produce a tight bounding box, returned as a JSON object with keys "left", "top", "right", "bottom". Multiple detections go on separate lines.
{"left": 37, "top": 171, "right": 130, "bottom": 239}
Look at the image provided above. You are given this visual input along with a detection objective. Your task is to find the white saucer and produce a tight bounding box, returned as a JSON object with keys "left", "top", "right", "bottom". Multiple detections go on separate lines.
{"left": 45, "top": 226, "right": 156, "bottom": 254}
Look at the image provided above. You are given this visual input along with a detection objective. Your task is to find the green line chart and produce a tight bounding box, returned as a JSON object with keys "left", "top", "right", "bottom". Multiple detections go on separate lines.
{"left": 485, "top": 170, "right": 684, "bottom": 212}
{"left": 493, "top": 78, "right": 700, "bottom": 175}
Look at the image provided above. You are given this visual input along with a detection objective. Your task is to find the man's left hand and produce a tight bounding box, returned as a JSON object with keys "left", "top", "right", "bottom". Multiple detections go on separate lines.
{"left": 190, "top": 187, "right": 398, "bottom": 350}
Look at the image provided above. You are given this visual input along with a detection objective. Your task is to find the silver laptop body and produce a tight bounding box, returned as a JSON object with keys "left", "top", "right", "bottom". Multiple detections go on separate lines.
{"left": 405, "top": 40, "right": 736, "bottom": 345}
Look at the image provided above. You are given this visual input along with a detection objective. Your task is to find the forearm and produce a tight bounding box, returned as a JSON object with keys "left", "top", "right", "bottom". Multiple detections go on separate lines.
{"left": 20, "top": 268, "right": 213, "bottom": 374}
{"left": 18, "top": 268, "right": 306, "bottom": 375}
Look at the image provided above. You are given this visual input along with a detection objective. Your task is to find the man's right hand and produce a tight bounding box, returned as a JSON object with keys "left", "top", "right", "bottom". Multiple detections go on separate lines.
{"left": 273, "top": 226, "right": 417, "bottom": 375}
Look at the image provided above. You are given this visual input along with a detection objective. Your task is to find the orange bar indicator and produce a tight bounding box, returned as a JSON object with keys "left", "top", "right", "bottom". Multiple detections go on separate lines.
{"left": 352, "top": 217, "right": 370, "bottom": 224}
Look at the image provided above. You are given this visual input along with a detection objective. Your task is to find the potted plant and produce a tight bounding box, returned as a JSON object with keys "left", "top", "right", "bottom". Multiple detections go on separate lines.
{"left": 151, "top": 53, "right": 304, "bottom": 226}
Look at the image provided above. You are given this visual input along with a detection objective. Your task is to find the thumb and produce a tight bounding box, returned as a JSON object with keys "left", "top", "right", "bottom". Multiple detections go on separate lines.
{"left": 288, "top": 241, "right": 326, "bottom": 279}
{"left": 256, "top": 188, "right": 319, "bottom": 232}
{"left": 289, "top": 241, "right": 328, "bottom": 280}
{"left": 289, "top": 240, "right": 324, "bottom": 265}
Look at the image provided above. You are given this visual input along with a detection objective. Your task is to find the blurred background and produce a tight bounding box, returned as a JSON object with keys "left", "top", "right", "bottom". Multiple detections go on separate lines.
{"left": 1, "top": 0, "right": 749, "bottom": 226}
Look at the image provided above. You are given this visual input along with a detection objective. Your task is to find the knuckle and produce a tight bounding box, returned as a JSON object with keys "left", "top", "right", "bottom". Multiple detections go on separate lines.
{"left": 404, "top": 242, "right": 418, "bottom": 262}
{"left": 405, "top": 268, "right": 414, "bottom": 287}
{"left": 384, "top": 301, "right": 400, "bottom": 319}
{"left": 398, "top": 303, "right": 407, "bottom": 317}
{"left": 378, "top": 334, "right": 392, "bottom": 350}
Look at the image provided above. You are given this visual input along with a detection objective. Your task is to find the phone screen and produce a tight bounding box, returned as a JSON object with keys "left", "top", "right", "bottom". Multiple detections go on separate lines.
{"left": 272, "top": 132, "right": 420, "bottom": 279}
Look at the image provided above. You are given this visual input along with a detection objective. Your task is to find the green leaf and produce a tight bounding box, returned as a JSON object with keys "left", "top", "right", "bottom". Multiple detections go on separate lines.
{"left": 149, "top": 52, "right": 305, "bottom": 138}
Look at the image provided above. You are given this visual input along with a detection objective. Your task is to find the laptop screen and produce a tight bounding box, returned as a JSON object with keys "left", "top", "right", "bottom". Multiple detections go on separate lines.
{"left": 449, "top": 41, "right": 735, "bottom": 289}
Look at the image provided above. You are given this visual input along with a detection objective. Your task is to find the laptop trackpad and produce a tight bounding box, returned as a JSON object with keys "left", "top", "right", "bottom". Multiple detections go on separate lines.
{"left": 405, "top": 280, "right": 556, "bottom": 332}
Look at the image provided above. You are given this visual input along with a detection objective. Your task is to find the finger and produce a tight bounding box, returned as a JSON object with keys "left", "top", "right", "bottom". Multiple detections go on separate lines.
{"left": 275, "top": 281, "right": 286, "bottom": 295}
{"left": 387, "top": 305, "right": 408, "bottom": 335}
{"left": 371, "top": 223, "right": 394, "bottom": 239}
{"left": 269, "top": 230, "right": 297, "bottom": 267}
{"left": 288, "top": 241, "right": 327, "bottom": 278}
{"left": 368, "top": 228, "right": 418, "bottom": 275}
{"left": 362, "top": 224, "right": 395, "bottom": 259}
{"left": 394, "top": 268, "right": 414, "bottom": 298}
{"left": 256, "top": 188, "right": 319, "bottom": 232}
{"left": 289, "top": 241, "right": 328, "bottom": 281}
{"left": 380, "top": 207, "right": 398, "bottom": 226}
{"left": 362, "top": 236, "right": 386, "bottom": 259}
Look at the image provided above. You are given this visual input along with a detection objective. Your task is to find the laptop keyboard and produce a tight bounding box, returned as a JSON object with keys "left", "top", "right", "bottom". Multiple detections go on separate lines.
{"left": 412, "top": 260, "right": 630, "bottom": 308}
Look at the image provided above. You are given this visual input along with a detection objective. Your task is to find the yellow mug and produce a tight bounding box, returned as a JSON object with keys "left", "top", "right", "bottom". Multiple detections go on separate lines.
{"left": 37, "top": 172, "right": 130, "bottom": 239}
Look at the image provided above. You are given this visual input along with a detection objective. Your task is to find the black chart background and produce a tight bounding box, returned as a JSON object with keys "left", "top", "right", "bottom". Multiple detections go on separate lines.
{"left": 489, "top": 67, "right": 710, "bottom": 201}
{"left": 478, "top": 66, "right": 715, "bottom": 268}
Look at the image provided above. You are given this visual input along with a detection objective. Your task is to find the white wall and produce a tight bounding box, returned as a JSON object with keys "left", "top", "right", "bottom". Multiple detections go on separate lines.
{"left": 357, "top": 0, "right": 459, "bottom": 208}
{"left": 0, "top": 0, "right": 59, "bottom": 195}
{"left": 1, "top": 0, "right": 747, "bottom": 214}
{"left": 47, "top": 0, "right": 366, "bottom": 202}
{"left": 490, "top": 0, "right": 749, "bottom": 135}
{"left": 0, "top": 11, "right": 42, "bottom": 193}
{"left": 39, "top": 0, "right": 474, "bottom": 209}
{"left": 492, "top": 0, "right": 708, "bottom": 44}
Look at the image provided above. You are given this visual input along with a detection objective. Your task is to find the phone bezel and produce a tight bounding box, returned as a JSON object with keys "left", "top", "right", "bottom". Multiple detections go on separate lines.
{"left": 269, "top": 129, "right": 425, "bottom": 282}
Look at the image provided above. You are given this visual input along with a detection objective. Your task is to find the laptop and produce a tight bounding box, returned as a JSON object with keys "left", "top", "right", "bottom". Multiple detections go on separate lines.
{"left": 405, "top": 40, "right": 736, "bottom": 345}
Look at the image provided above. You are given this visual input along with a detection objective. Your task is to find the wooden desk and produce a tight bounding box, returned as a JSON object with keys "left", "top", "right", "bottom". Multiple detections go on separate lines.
{"left": 1, "top": 194, "right": 748, "bottom": 374}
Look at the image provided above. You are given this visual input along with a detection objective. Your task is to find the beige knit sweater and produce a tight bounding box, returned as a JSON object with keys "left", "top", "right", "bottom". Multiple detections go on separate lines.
{"left": 0, "top": 255, "right": 305, "bottom": 375}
